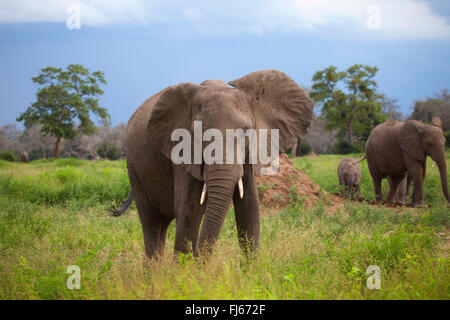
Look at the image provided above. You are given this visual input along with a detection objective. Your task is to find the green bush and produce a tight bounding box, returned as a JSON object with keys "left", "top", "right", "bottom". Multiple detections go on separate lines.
{"left": 0, "top": 150, "right": 17, "bottom": 162}
{"left": 444, "top": 131, "right": 450, "bottom": 148}
{"left": 298, "top": 142, "right": 312, "bottom": 156}
{"left": 97, "top": 143, "right": 121, "bottom": 160}
{"left": 28, "top": 148, "right": 50, "bottom": 161}
{"left": 332, "top": 140, "right": 363, "bottom": 154}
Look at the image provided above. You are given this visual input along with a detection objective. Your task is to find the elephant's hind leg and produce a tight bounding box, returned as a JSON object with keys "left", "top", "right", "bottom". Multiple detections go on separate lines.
{"left": 367, "top": 160, "right": 383, "bottom": 202}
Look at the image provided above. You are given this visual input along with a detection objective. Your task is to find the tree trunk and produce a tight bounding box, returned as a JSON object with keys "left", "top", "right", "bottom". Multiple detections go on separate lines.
{"left": 53, "top": 137, "right": 62, "bottom": 159}
{"left": 347, "top": 118, "right": 353, "bottom": 143}
{"left": 41, "top": 145, "right": 46, "bottom": 160}
{"left": 295, "top": 139, "right": 303, "bottom": 157}
{"left": 291, "top": 143, "right": 298, "bottom": 157}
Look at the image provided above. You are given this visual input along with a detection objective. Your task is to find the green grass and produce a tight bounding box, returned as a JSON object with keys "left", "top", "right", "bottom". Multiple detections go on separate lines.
{"left": 0, "top": 156, "right": 448, "bottom": 299}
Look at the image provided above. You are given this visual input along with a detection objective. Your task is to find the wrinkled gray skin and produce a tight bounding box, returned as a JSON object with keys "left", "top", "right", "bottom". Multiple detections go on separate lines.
{"left": 387, "top": 173, "right": 411, "bottom": 204}
{"left": 365, "top": 120, "right": 449, "bottom": 206}
{"left": 337, "top": 157, "right": 361, "bottom": 199}
{"left": 123, "top": 70, "right": 313, "bottom": 259}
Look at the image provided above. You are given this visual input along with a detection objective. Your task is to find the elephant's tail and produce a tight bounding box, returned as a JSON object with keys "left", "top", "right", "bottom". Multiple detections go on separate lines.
{"left": 109, "top": 191, "right": 133, "bottom": 217}
{"left": 358, "top": 155, "right": 367, "bottom": 163}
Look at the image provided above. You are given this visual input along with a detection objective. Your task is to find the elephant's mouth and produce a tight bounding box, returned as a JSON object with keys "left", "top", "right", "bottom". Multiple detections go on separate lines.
{"left": 199, "top": 177, "right": 244, "bottom": 205}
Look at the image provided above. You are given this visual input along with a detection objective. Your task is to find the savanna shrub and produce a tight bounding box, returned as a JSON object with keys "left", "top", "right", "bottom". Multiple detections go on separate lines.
{"left": 28, "top": 148, "right": 50, "bottom": 161}
{"left": 332, "top": 140, "right": 363, "bottom": 154}
{"left": 0, "top": 150, "right": 17, "bottom": 162}
{"left": 97, "top": 143, "right": 121, "bottom": 160}
{"left": 299, "top": 142, "right": 312, "bottom": 156}
{"left": 53, "top": 166, "right": 80, "bottom": 183}
{"left": 444, "top": 131, "right": 450, "bottom": 148}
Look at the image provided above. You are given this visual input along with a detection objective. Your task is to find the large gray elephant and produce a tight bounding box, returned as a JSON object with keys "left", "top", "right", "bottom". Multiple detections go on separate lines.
{"left": 365, "top": 119, "right": 449, "bottom": 206}
{"left": 121, "top": 70, "right": 313, "bottom": 259}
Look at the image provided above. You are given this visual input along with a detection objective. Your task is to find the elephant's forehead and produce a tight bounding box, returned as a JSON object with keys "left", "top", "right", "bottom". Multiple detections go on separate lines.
{"left": 200, "top": 79, "right": 229, "bottom": 88}
{"left": 195, "top": 87, "right": 246, "bottom": 105}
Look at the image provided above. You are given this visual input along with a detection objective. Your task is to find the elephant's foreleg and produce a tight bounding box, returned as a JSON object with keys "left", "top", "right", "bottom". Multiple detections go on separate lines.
{"left": 355, "top": 184, "right": 360, "bottom": 199}
{"left": 411, "top": 167, "right": 425, "bottom": 206}
{"left": 346, "top": 180, "right": 353, "bottom": 199}
{"left": 406, "top": 158, "right": 425, "bottom": 206}
{"left": 128, "top": 165, "right": 164, "bottom": 260}
{"left": 174, "top": 211, "right": 203, "bottom": 256}
{"left": 159, "top": 218, "right": 173, "bottom": 255}
{"left": 396, "top": 175, "right": 408, "bottom": 204}
{"left": 173, "top": 167, "right": 205, "bottom": 256}
{"left": 232, "top": 171, "right": 260, "bottom": 257}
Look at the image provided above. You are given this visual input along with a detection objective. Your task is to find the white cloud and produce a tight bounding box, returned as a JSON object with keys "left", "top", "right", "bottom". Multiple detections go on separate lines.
{"left": 0, "top": 0, "right": 448, "bottom": 40}
{"left": 0, "top": 0, "right": 157, "bottom": 26}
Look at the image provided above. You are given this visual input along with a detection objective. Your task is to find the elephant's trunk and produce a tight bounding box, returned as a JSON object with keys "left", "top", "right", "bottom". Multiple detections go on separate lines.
{"left": 437, "top": 157, "right": 450, "bottom": 203}
{"left": 197, "top": 165, "right": 238, "bottom": 254}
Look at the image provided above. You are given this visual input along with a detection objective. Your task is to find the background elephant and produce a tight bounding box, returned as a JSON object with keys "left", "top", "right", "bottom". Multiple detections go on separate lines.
{"left": 337, "top": 157, "right": 361, "bottom": 199}
{"left": 365, "top": 119, "right": 449, "bottom": 206}
{"left": 123, "top": 70, "right": 313, "bottom": 259}
{"left": 20, "top": 151, "right": 29, "bottom": 163}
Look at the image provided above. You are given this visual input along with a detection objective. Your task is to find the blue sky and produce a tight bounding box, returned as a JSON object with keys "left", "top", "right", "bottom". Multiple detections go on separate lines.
{"left": 1, "top": 0, "right": 449, "bottom": 127}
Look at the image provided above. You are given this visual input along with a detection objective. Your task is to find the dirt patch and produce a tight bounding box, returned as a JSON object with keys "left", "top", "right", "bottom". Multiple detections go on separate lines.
{"left": 256, "top": 154, "right": 343, "bottom": 215}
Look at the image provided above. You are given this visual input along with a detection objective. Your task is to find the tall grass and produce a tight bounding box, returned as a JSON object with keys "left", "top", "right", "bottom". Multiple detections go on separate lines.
{"left": 0, "top": 158, "right": 129, "bottom": 206}
{"left": 0, "top": 156, "right": 448, "bottom": 299}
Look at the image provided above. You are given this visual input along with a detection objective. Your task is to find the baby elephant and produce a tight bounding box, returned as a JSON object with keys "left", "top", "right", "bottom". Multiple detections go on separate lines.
{"left": 337, "top": 158, "right": 361, "bottom": 199}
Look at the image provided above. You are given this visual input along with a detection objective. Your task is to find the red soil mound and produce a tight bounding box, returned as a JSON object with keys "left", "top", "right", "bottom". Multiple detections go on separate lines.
{"left": 256, "top": 154, "right": 343, "bottom": 215}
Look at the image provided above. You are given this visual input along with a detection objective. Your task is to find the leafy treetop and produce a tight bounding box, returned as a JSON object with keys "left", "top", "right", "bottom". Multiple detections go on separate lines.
{"left": 310, "top": 64, "right": 385, "bottom": 144}
{"left": 17, "top": 64, "right": 110, "bottom": 158}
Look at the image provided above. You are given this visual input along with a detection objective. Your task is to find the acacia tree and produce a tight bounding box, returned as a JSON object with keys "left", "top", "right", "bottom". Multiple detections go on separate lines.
{"left": 17, "top": 64, "right": 110, "bottom": 159}
{"left": 310, "top": 64, "right": 385, "bottom": 143}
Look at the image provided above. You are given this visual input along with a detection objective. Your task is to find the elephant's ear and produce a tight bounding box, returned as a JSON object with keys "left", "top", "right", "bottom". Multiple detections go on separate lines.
{"left": 399, "top": 120, "right": 426, "bottom": 162}
{"left": 147, "top": 82, "right": 203, "bottom": 180}
{"left": 228, "top": 70, "right": 314, "bottom": 174}
{"left": 229, "top": 70, "right": 313, "bottom": 152}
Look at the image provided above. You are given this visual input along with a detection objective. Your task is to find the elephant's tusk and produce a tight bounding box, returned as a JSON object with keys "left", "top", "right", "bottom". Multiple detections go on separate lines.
{"left": 238, "top": 177, "right": 244, "bottom": 199}
{"left": 200, "top": 183, "right": 207, "bottom": 205}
